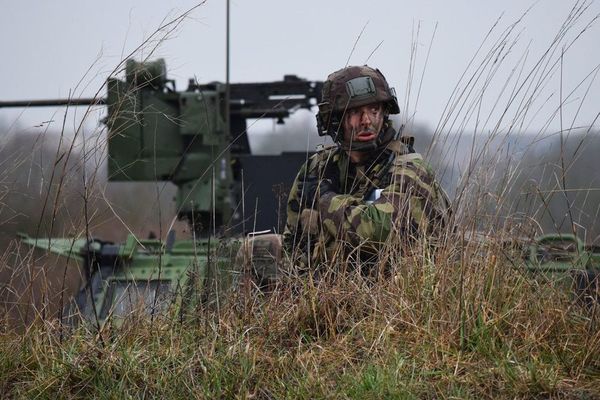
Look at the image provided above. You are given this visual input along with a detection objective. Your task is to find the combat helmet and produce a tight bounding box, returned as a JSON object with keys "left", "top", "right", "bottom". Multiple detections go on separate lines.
{"left": 316, "top": 65, "right": 400, "bottom": 151}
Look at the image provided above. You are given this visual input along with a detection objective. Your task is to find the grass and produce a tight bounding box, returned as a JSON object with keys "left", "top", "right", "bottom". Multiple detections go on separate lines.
{"left": 0, "top": 240, "right": 598, "bottom": 398}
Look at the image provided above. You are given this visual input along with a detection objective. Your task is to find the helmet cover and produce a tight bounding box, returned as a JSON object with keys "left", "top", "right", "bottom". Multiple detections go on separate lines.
{"left": 316, "top": 65, "right": 400, "bottom": 141}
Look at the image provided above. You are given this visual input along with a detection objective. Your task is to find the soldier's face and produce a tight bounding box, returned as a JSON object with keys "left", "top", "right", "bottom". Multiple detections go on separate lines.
{"left": 342, "top": 103, "right": 385, "bottom": 144}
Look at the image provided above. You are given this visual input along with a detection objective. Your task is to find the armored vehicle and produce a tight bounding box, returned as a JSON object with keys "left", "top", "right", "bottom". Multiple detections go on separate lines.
{"left": 2, "top": 60, "right": 598, "bottom": 328}
{"left": 3, "top": 58, "right": 323, "bottom": 327}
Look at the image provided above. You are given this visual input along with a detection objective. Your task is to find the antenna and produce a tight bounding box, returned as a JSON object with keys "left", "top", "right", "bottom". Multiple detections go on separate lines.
{"left": 225, "top": 0, "right": 231, "bottom": 139}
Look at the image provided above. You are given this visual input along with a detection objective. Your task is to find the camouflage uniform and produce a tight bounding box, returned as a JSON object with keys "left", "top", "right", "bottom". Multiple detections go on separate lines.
{"left": 283, "top": 127, "right": 451, "bottom": 269}
{"left": 239, "top": 65, "right": 451, "bottom": 284}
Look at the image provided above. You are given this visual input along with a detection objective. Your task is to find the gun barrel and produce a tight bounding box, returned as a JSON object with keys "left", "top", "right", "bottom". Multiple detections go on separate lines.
{"left": 231, "top": 108, "right": 292, "bottom": 119}
{"left": 0, "top": 98, "right": 106, "bottom": 108}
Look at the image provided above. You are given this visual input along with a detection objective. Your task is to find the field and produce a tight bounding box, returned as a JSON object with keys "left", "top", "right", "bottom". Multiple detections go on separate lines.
{"left": 0, "top": 240, "right": 598, "bottom": 398}
{"left": 1, "top": 1, "right": 600, "bottom": 398}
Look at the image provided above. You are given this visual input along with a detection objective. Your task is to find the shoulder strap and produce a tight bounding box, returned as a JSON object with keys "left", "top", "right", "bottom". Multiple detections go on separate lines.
{"left": 315, "top": 143, "right": 338, "bottom": 152}
{"left": 395, "top": 152, "right": 423, "bottom": 163}
{"left": 386, "top": 139, "right": 422, "bottom": 160}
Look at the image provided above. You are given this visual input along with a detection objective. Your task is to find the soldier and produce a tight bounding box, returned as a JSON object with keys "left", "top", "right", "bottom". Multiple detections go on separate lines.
{"left": 239, "top": 65, "right": 451, "bottom": 287}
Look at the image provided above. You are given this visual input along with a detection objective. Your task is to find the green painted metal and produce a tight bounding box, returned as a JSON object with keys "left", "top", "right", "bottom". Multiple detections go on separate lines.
{"left": 525, "top": 234, "right": 599, "bottom": 303}
{"left": 92, "top": 237, "right": 241, "bottom": 324}
{"left": 21, "top": 232, "right": 241, "bottom": 327}
{"left": 18, "top": 234, "right": 87, "bottom": 262}
{"left": 526, "top": 234, "right": 596, "bottom": 273}
{"left": 104, "top": 59, "right": 232, "bottom": 230}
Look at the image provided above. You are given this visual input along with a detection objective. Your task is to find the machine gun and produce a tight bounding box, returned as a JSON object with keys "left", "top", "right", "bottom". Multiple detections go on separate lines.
{"left": 1, "top": 59, "right": 322, "bottom": 327}
{"left": 1, "top": 58, "right": 323, "bottom": 236}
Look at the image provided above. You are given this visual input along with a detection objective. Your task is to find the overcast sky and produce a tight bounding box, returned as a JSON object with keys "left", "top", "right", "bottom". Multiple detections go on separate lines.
{"left": 1, "top": 0, "right": 599, "bottom": 141}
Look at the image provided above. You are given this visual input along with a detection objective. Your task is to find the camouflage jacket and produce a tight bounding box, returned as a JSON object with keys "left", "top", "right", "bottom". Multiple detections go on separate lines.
{"left": 283, "top": 136, "right": 451, "bottom": 267}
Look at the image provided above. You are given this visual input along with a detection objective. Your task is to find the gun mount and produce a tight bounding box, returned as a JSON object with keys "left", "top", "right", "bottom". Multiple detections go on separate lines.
{"left": 1, "top": 58, "right": 323, "bottom": 236}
